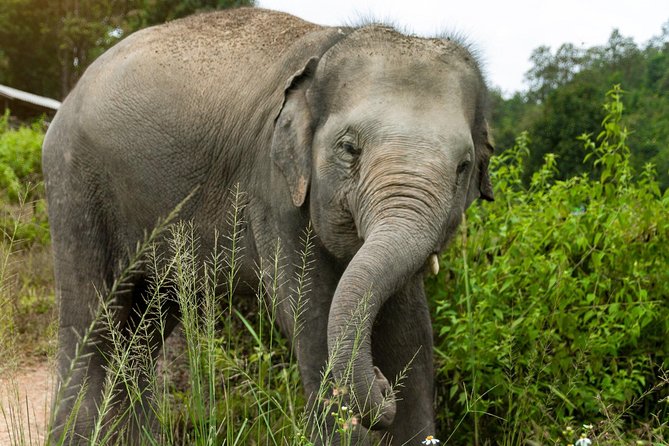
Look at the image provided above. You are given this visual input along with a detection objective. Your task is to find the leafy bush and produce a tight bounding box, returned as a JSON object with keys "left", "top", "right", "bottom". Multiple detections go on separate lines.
{"left": 0, "top": 111, "right": 49, "bottom": 244}
{"left": 0, "top": 110, "right": 44, "bottom": 199}
{"left": 428, "top": 86, "right": 669, "bottom": 444}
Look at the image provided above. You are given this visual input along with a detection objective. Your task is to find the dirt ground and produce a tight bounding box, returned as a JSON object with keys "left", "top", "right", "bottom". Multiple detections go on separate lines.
{"left": 0, "top": 328, "right": 188, "bottom": 446}
{"left": 0, "top": 361, "right": 53, "bottom": 446}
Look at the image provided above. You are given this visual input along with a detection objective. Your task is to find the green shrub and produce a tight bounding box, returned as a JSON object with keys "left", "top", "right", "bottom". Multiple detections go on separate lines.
{"left": 0, "top": 110, "right": 49, "bottom": 244}
{"left": 428, "top": 86, "right": 669, "bottom": 444}
{"left": 0, "top": 110, "right": 44, "bottom": 200}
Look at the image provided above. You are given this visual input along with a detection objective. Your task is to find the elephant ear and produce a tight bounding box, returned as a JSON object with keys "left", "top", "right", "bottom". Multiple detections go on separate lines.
{"left": 478, "top": 127, "right": 495, "bottom": 202}
{"left": 271, "top": 57, "right": 319, "bottom": 207}
{"left": 468, "top": 119, "right": 495, "bottom": 205}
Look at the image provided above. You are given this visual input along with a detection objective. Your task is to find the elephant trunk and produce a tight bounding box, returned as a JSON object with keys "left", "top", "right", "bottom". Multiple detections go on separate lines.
{"left": 326, "top": 218, "right": 446, "bottom": 429}
{"left": 325, "top": 135, "right": 470, "bottom": 428}
{"left": 326, "top": 227, "right": 438, "bottom": 428}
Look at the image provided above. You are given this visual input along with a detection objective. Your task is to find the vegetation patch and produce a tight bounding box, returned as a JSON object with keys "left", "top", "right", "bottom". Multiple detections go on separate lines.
{"left": 428, "top": 87, "right": 669, "bottom": 444}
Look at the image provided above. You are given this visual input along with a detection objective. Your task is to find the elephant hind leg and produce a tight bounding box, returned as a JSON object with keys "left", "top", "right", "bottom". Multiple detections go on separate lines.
{"left": 47, "top": 182, "right": 140, "bottom": 443}
{"left": 50, "top": 231, "right": 120, "bottom": 443}
{"left": 52, "top": 264, "right": 181, "bottom": 445}
{"left": 109, "top": 277, "right": 182, "bottom": 443}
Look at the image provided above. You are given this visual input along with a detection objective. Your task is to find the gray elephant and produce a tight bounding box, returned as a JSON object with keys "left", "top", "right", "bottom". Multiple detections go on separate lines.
{"left": 43, "top": 7, "right": 493, "bottom": 445}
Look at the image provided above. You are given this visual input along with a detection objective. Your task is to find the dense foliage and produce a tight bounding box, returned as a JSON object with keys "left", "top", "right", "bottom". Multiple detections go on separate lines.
{"left": 0, "top": 111, "right": 43, "bottom": 197}
{"left": 490, "top": 23, "right": 669, "bottom": 189}
{"left": 0, "top": 0, "right": 254, "bottom": 99}
{"left": 429, "top": 87, "right": 669, "bottom": 444}
{"left": 0, "top": 111, "right": 49, "bottom": 243}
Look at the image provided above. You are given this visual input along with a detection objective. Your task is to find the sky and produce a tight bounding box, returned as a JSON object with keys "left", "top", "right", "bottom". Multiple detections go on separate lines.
{"left": 257, "top": 0, "right": 669, "bottom": 96}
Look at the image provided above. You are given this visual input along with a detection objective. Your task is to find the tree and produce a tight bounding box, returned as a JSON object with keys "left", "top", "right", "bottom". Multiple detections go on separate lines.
{"left": 527, "top": 79, "right": 603, "bottom": 179}
{"left": 124, "top": 0, "right": 254, "bottom": 30}
{"left": 493, "top": 23, "right": 669, "bottom": 188}
{"left": 524, "top": 43, "right": 583, "bottom": 103}
{"left": 0, "top": 0, "right": 254, "bottom": 99}
{"left": 0, "top": 0, "right": 63, "bottom": 97}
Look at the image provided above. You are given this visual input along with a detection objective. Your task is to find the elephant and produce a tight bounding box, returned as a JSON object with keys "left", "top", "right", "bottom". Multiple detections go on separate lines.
{"left": 42, "top": 7, "right": 494, "bottom": 445}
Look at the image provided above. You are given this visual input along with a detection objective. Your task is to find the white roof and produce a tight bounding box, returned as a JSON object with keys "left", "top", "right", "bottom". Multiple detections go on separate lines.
{"left": 0, "top": 84, "right": 61, "bottom": 111}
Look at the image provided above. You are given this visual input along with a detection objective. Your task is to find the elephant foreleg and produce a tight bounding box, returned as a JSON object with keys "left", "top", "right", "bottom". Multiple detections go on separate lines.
{"left": 371, "top": 274, "right": 435, "bottom": 445}
{"left": 267, "top": 255, "right": 373, "bottom": 446}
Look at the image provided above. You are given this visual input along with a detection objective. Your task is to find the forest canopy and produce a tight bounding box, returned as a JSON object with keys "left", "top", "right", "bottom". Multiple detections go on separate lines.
{"left": 0, "top": 0, "right": 254, "bottom": 99}
{"left": 490, "top": 22, "right": 669, "bottom": 188}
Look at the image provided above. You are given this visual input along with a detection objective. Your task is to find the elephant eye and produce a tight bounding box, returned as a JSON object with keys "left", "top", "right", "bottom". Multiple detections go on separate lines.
{"left": 456, "top": 160, "right": 471, "bottom": 175}
{"left": 342, "top": 141, "right": 359, "bottom": 156}
{"left": 338, "top": 141, "right": 361, "bottom": 161}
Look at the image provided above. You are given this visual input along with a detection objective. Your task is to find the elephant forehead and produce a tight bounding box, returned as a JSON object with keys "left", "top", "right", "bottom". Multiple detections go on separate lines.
{"left": 327, "top": 53, "right": 468, "bottom": 90}
{"left": 315, "top": 54, "right": 479, "bottom": 122}
{"left": 316, "top": 26, "right": 481, "bottom": 90}
{"left": 322, "top": 24, "right": 471, "bottom": 65}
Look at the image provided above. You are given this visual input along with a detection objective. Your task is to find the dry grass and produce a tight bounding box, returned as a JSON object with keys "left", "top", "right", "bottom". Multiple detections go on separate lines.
{"left": 1, "top": 241, "right": 56, "bottom": 365}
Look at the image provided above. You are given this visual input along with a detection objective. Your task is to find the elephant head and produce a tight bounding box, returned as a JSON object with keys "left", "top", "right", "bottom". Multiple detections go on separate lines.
{"left": 272, "top": 26, "right": 494, "bottom": 429}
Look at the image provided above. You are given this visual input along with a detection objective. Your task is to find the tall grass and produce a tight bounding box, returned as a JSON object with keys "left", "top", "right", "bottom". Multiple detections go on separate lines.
{"left": 35, "top": 186, "right": 397, "bottom": 446}
{"left": 1, "top": 186, "right": 55, "bottom": 446}
{"left": 0, "top": 204, "right": 19, "bottom": 371}
{"left": 1, "top": 110, "right": 50, "bottom": 365}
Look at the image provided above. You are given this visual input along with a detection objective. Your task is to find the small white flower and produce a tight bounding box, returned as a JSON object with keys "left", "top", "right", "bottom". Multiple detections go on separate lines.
{"left": 575, "top": 437, "right": 592, "bottom": 446}
{"left": 422, "top": 435, "right": 440, "bottom": 445}
{"left": 582, "top": 423, "right": 594, "bottom": 430}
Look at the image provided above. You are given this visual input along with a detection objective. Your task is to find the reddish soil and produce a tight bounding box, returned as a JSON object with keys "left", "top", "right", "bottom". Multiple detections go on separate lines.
{"left": 0, "top": 362, "right": 53, "bottom": 446}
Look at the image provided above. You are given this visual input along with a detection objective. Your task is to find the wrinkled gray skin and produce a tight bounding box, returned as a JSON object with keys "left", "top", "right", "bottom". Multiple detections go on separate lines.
{"left": 43, "top": 7, "right": 493, "bottom": 445}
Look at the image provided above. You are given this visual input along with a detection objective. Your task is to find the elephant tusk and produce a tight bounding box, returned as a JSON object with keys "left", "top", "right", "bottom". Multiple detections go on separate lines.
{"left": 428, "top": 253, "right": 439, "bottom": 276}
